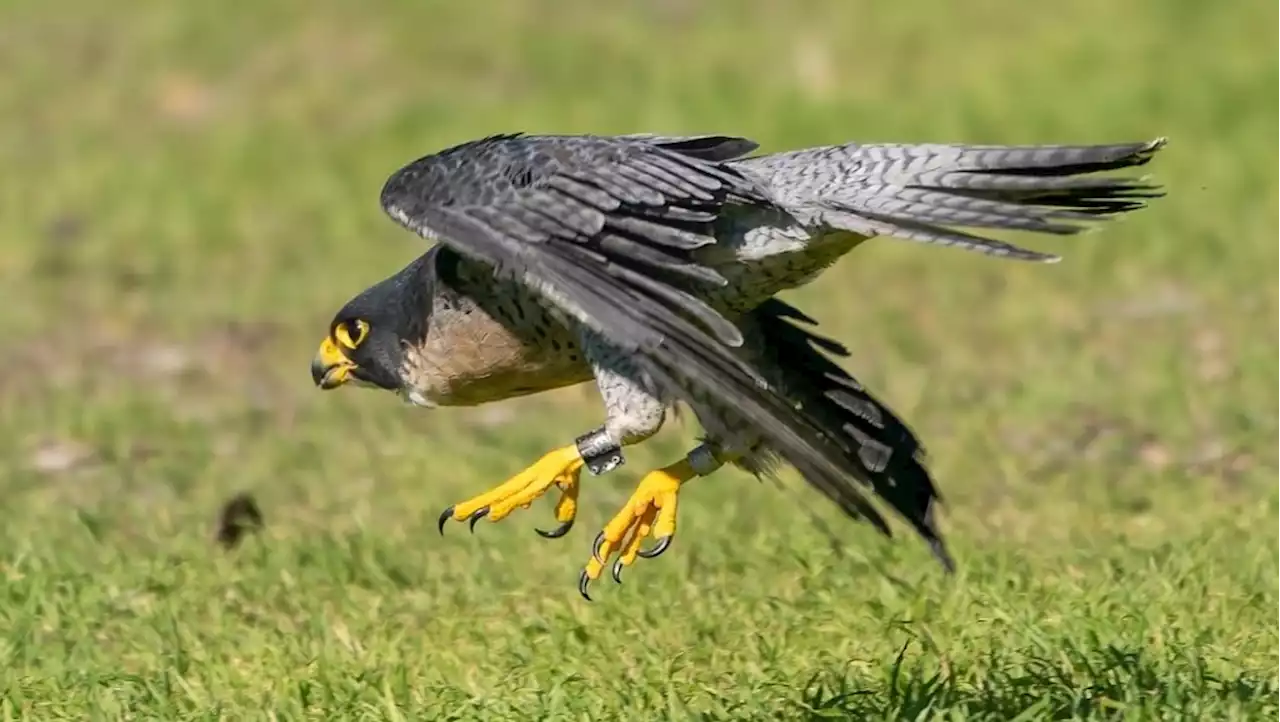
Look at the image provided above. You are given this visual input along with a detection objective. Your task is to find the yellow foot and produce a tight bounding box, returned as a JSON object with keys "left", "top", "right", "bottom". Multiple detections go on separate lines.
{"left": 578, "top": 458, "right": 695, "bottom": 600}
{"left": 437, "top": 445, "right": 583, "bottom": 538}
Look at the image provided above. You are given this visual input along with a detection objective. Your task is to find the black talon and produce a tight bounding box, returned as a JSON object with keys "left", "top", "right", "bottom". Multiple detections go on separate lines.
{"left": 637, "top": 535, "right": 672, "bottom": 559}
{"left": 437, "top": 506, "right": 455, "bottom": 535}
{"left": 591, "top": 531, "right": 607, "bottom": 563}
{"left": 611, "top": 559, "right": 624, "bottom": 584}
{"left": 535, "top": 519, "right": 574, "bottom": 539}
{"left": 467, "top": 507, "right": 489, "bottom": 532}
{"left": 578, "top": 570, "right": 593, "bottom": 602}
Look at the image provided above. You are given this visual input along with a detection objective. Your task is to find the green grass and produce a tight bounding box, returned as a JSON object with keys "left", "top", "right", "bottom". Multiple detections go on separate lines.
{"left": 1, "top": 0, "right": 1277, "bottom": 719}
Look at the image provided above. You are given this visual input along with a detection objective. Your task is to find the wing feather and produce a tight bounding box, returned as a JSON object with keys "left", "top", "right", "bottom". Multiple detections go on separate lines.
{"left": 571, "top": 168, "right": 665, "bottom": 206}
{"left": 615, "top": 162, "right": 716, "bottom": 201}
{"left": 544, "top": 175, "right": 622, "bottom": 211}
{"left": 603, "top": 213, "right": 719, "bottom": 251}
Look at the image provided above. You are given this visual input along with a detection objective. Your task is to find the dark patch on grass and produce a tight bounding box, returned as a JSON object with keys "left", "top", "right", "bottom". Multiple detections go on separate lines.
{"left": 215, "top": 492, "right": 264, "bottom": 549}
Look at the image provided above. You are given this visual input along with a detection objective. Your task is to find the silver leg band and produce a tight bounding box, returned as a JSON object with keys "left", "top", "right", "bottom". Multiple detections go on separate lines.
{"left": 686, "top": 443, "right": 722, "bottom": 477}
{"left": 575, "top": 427, "right": 624, "bottom": 476}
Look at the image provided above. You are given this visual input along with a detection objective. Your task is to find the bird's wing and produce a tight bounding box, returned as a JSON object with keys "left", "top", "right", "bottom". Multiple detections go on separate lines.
{"left": 380, "top": 134, "right": 936, "bottom": 558}
{"left": 751, "top": 298, "right": 953, "bottom": 569}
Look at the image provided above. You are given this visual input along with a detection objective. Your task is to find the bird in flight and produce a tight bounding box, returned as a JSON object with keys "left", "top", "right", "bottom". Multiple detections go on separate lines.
{"left": 311, "top": 132, "right": 1166, "bottom": 599}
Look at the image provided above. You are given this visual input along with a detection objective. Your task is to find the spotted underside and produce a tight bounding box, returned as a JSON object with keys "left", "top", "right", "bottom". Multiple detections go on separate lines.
{"left": 398, "top": 224, "right": 864, "bottom": 408}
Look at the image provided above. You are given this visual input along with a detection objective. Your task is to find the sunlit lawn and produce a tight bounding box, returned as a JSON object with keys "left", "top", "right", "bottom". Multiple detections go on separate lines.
{"left": 0, "top": 0, "right": 1276, "bottom": 718}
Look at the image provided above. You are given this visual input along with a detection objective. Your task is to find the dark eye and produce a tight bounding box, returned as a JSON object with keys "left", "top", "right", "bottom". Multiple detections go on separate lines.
{"left": 334, "top": 319, "right": 369, "bottom": 349}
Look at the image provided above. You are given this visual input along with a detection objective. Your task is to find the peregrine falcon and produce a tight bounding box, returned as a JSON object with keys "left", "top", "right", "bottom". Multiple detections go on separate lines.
{"left": 311, "top": 132, "right": 1165, "bottom": 598}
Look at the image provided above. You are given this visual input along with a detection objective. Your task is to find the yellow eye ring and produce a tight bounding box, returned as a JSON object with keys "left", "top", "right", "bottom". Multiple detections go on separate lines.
{"left": 334, "top": 319, "right": 369, "bottom": 349}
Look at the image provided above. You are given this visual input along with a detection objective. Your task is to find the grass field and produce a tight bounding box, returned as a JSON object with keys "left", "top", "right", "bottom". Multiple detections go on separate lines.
{"left": 1, "top": 0, "right": 1277, "bottom": 719}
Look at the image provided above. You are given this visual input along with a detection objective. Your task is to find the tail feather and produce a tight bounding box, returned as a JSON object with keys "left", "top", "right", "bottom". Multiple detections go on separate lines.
{"left": 852, "top": 186, "right": 1105, "bottom": 234}
{"left": 821, "top": 208, "right": 1064, "bottom": 262}
{"left": 752, "top": 298, "right": 954, "bottom": 571}
{"left": 740, "top": 137, "right": 1167, "bottom": 262}
{"left": 887, "top": 139, "right": 1165, "bottom": 175}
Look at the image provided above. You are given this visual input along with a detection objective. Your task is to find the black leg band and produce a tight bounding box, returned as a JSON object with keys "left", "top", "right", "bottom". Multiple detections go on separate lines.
{"left": 575, "top": 427, "right": 624, "bottom": 476}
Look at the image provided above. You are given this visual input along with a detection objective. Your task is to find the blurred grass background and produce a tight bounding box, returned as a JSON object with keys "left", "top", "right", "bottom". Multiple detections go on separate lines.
{"left": 0, "top": 0, "right": 1276, "bottom": 719}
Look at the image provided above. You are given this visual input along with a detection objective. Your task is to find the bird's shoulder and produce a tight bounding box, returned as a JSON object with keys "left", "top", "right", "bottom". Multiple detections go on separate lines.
{"left": 376, "top": 132, "right": 772, "bottom": 350}
{"left": 380, "top": 134, "right": 636, "bottom": 211}
{"left": 379, "top": 133, "right": 765, "bottom": 216}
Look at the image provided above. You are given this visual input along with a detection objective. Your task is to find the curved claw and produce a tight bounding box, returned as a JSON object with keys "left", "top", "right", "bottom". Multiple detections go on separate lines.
{"left": 578, "top": 570, "right": 593, "bottom": 602}
{"left": 611, "top": 559, "right": 624, "bottom": 584}
{"left": 591, "top": 531, "right": 607, "bottom": 563}
{"left": 535, "top": 519, "right": 574, "bottom": 539}
{"left": 467, "top": 507, "right": 490, "bottom": 532}
{"left": 437, "top": 506, "right": 455, "bottom": 535}
{"left": 637, "top": 535, "right": 672, "bottom": 559}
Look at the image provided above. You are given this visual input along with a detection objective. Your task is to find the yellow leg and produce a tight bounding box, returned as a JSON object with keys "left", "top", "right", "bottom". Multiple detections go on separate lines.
{"left": 579, "top": 458, "right": 696, "bottom": 600}
{"left": 438, "top": 444, "right": 584, "bottom": 535}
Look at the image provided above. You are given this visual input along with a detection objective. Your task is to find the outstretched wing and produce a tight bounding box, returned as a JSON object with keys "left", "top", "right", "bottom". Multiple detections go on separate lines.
{"left": 379, "top": 133, "right": 946, "bottom": 564}
{"left": 752, "top": 298, "right": 953, "bottom": 570}
{"left": 380, "top": 133, "right": 765, "bottom": 351}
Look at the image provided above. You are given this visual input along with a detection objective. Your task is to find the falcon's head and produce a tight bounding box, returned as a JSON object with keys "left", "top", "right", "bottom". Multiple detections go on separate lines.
{"left": 311, "top": 251, "right": 437, "bottom": 395}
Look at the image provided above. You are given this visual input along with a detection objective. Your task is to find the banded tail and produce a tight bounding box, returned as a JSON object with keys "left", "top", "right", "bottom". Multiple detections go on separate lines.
{"left": 738, "top": 137, "right": 1167, "bottom": 261}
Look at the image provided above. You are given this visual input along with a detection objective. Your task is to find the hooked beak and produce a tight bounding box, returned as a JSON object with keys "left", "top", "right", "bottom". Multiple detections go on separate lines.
{"left": 312, "top": 336, "right": 355, "bottom": 390}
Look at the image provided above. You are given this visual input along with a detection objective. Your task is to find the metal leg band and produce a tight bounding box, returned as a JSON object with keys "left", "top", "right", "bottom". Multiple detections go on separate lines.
{"left": 686, "top": 443, "right": 723, "bottom": 477}
{"left": 575, "top": 427, "right": 625, "bottom": 476}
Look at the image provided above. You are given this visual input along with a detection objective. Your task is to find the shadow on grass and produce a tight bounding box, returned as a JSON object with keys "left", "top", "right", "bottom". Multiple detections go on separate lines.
{"left": 789, "top": 641, "right": 1277, "bottom": 721}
